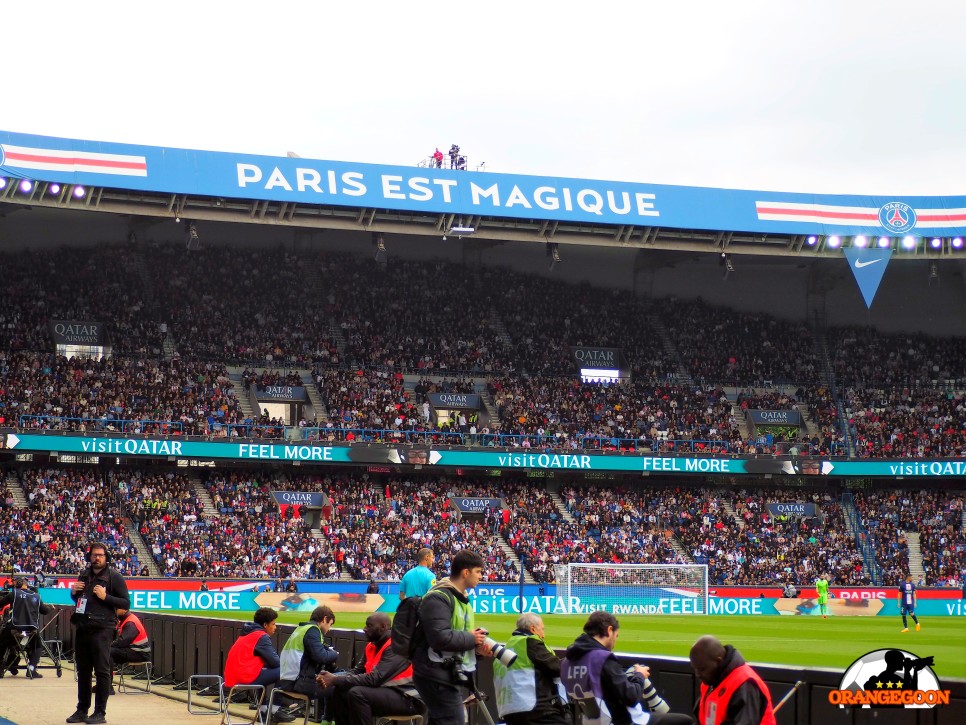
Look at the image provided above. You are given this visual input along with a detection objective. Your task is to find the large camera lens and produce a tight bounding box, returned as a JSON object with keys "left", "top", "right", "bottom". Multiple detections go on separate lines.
{"left": 484, "top": 637, "right": 518, "bottom": 667}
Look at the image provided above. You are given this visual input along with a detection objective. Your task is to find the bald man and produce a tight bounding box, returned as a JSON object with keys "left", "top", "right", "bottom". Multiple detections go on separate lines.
{"left": 689, "top": 636, "right": 775, "bottom": 725}
{"left": 317, "top": 613, "right": 422, "bottom": 725}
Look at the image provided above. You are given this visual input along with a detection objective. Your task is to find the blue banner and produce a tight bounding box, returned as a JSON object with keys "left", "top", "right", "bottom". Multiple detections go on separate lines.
{"left": 255, "top": 385, "right": 307, "bottom": 402}
{"left": 450, "top": 496, "right": 503, "bottom": 513}
{"left": 843, "top": 248, "right": 894, "bottom": 308}
{"left": 4, "top": 130, "right": 966, "bottom": 237}
{"left": 271, "top": 490, "right": 327, "bottom": 507}
{"left": 750, "top": 410, "right": 801, "bottom": 426}
{"left": 428, "top": 393, "right": 481, "bottom": 409}
{"left": 6, "top": 432, "right": 966, "bottom": 477}
{"left": 41, "top": 588, "right": 257, "bottom": 611}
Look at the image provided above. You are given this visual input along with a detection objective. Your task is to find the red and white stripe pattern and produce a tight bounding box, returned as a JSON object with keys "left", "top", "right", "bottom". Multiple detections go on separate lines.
{"left": 756, "top": 200, "right": 966, "bottom": 229}
{"left": 1, "top": 143, "right": 147, "bottom": 176}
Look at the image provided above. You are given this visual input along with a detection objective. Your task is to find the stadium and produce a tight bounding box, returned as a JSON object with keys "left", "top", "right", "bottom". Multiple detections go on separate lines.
{"left": 0, "top": 128, "right": 964, "bottom": 725}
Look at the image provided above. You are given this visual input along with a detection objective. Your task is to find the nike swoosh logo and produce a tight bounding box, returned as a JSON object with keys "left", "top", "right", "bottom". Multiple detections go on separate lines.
{"left": 855, "top": 259, "right": 883, "bottom": 268}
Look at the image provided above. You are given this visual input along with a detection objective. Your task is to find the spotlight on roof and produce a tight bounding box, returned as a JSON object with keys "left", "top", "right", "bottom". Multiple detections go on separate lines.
{"left": 853, "top": 235, "right": 867, "bottom": 248}
{"left": 878, "top": 236, "right": 890, "bottom": 248}
{"left": 827, "top": 235, "right": 840, "bottom": 248}
{"left": 0, "top": 178, "right": 6, "bottom": 190}
{"left": 952, "top": 237, "right": 964, "bottom": 249}
{"left": 902, "top": 235, "right": 917, "bottom": 250}
{"left": 73, "top": 185, "right": 86, "bottom": 198}
{"left": 447, "top": 225, "right": 475, "bottom": 235}
{"left": 930, "top": 237, "right": 942, "bottom": 249}
{"left": 19, "top": 179, "right": 32, "bottom": 192}
{"left": 806, "top": 235, "right": 817, "bottom": 246}
{"left": 49, "top": 183, "right": 61, "bottom": 194}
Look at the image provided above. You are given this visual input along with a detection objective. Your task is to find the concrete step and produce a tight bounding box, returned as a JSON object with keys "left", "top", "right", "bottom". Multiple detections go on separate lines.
{"left": 126, "top": 522, "right": 163, "bottom": 577}
{"left": 4, "top": 472, "right": 29, "bottom": 509}
{"left": 189, "top": 474, "right": 221, "bottom": 518}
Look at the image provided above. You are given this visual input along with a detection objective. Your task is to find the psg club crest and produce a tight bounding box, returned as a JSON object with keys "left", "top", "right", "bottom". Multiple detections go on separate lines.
{"left": 878, "top": 202, "right": 917, "bottom": 234}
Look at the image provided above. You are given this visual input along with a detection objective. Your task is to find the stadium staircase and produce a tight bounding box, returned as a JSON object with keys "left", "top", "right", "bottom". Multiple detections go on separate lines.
{"left": 648, "top": 314, "right": 692, "bottom": 384}
{"left": 128, "top": 525, "right": 163, "bottom": 577}
{"left": 189, "top": 474, "right": 221, "bottom": 519}
{"left": 227, "top": 370, "right": 257, "bottom": 421}
{"left": 905, "top": 532, "right": 926, "bottom": 582}
{"left": 815, "top": 331, "right": 855, "bottom": 456}
{"left": 666, "top": 537, "right": 694, "bottom": 563}
{"left": 328, "top": 321, "right": 347, "bottom": 358}
{"left": 719, "top": 498, "right": 744, "bottom": 529}
{"left": 840, "top": 492, "right": 883, "bottom": 585}
{"left": 300, "top": 371, "right": 328, "bottom": 423}
{"left": 488, "top": 312, "right": 513, "bottom": 348}
{"left": 548, "top": 492, "right": 576, "bottom": 524}
{"left": 480, "top": 389, "right": 501, "bottom": 427}
{"left": 4, "top": 471, "right": 29, "bottom": 508}
{"left": 497, "top": 539, "right": 535, "bottom": 583}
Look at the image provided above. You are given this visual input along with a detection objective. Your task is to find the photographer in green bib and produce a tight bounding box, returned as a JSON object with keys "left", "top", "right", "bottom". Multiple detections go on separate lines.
{"left": 493, "top": 613, "right": 569, "bottom": 725}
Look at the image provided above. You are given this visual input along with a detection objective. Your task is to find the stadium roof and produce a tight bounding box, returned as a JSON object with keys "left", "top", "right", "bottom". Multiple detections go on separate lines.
{"left": 1, "top": 130, "right": 965, "bottom": 259}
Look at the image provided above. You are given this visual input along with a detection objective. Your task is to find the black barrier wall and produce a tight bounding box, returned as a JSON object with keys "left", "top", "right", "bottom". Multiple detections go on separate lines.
{"left": 50, "top": 610, "right": 964, "bottom": 725}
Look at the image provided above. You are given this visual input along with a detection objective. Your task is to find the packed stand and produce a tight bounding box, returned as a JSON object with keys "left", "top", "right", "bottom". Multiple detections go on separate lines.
{"left": 1, "top": 468, "right": 142, "bottom": 576}
{"left": 1, "top": 353, "right": 245, "bottom": 436}
{"left": 845, "top": 387, "right": 966, "bottom": 458}
{"left": 0, "top": 246, "right": 162, "bottom": 356}
{"left": 830, "top": 327, "right": 966, "bottom": 389}
{"left": 489, "top": 378, "right": 740, "bottom": 452}
{"left": 664, "top": 298, "right": 822, "bottom": 386}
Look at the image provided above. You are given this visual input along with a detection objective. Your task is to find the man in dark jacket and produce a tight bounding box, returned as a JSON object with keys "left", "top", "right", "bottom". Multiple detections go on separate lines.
{"left": 493, "top": 613, "right": 568, "bottom": 725}
{"left": 224, "top": 607, "right": 294, "bottom": 724}
{"left": 68, "top": 542, "right": 130, "bottom": 725}
{"left": 411, "top": 549, "right": 489, "bottom": 725}
{"left": 277, "top": 605, "right": 338, "bottom": 701}
{"left": 562, "top": 612, "right": 692, "bottom": 725}
{"left": 318, "top": 613, "right": 423, "bottom": 725}
{"left": 690, "top": 636, "right": 775, "bottom": 725}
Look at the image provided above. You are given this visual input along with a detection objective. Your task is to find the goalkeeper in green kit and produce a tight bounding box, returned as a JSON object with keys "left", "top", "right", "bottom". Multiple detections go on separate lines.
{"left": 815, "top": 573, "right": 830, "bottom": 618}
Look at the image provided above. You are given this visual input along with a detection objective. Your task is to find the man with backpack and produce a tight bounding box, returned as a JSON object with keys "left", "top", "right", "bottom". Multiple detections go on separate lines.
{"left": 410, "top": 549, "right": 490, "bottom": 725}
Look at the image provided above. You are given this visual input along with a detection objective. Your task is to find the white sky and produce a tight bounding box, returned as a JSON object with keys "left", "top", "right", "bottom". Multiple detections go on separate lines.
{"left": 6, "top": 1, "right": 966, "bottom": 195}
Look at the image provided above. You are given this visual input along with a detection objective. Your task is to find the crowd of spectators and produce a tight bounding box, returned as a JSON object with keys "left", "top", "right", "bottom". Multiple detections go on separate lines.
{"left": 1, "top": 468, "right": 142, "bottom": 576}
{"left": 845, "top": 387, "right": 966, "bottom": 458}
{"left": 830, "top": 327, "right": 966, "bottom": 389}
{"left": 0, "top": 353, "right": 245, "bottom": 435}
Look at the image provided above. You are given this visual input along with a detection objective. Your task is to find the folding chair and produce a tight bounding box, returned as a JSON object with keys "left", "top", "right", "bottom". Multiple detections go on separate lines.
{"left": 0, "top": 621, "right": 63, "bottom": 679}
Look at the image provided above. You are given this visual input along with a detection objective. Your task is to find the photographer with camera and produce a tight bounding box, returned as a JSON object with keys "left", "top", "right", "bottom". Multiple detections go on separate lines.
{"left": 563, "top": 612, "right": 692, "bottom": 725}
{"left": 411, "top": 549, "right": 490, "bottom": 725}
{"left": 493, "top": 613, "right": 568, "bottom": 725}
{"left": 0, "top": 575, "right": 53, "bottom": 679}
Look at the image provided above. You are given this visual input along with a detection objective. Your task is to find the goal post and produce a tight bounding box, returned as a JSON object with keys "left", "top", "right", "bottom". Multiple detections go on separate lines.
{"left": 554, "top": 563, "right": 709, "bottom": 615}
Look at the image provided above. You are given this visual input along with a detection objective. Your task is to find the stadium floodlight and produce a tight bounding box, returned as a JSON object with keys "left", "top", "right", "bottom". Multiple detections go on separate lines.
{"left": 19, "top": 180, "right": 32, "bottom": 192}
{"left": 877, "top": 236, "right": 890, "bottom": 248}
{"left": 49, "top": 183, "right": 61, "bottom": 194}
{"left": 0, "top": 178, "right": 6, "bottom": 189}
{"left": 902, "top": 235, "right": 917, "bottom": 250}
{"left": 806, "top": 235, "right": 817, "bottom": 246}
{"left": 952, "top": 237, "right": 964, "bottom": 249}
{"left": 73, "top": 185, "right": 86, "bottom": 198}
{"left": 555, "top": 563, "right": 709, "bottom": 615}
{"left": 853, "top": 235, "right": 867, "bottom": 247}
{"left": 930, "top": 237, "right": 942, "bottom": 249}
{"left": 827, "top": 235, "right": 840, "bottom": 248}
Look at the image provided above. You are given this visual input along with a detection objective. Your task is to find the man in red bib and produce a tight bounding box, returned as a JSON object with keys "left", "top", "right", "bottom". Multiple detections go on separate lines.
{"left": 317, "top": 613, "right": 423, "bottom": 725}
{"left": 690, "top": 636, "right": 775, "bottom": 725}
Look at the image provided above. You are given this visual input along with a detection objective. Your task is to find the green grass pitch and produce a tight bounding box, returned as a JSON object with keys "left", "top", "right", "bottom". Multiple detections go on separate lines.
{"left": 175, "top": 611, "right": 966, "bottom": 681}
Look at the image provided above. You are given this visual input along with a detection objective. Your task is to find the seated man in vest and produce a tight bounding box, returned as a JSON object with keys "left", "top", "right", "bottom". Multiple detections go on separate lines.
{"left": 0, "top": 575, "right": 53, "bottom": 679}
{"left": 111, "top": 608, "right": 151, "bottom": 668}
{"left": 690, "top": 635, "right": 775, "bottom": 725}
{"left": 224, "top": 607, "right": 295, "bottom": 724}
{"left": 562, "top": 612, "right": 692, "bottom": 725}
{"left": 493, "top": 613, "right": 568, "bottom": 725}
{"left": 277, "top": 606, "right": 339, "bottom": 709}
{"left": 317, "top": 613, "right": 423, "bottom": 725}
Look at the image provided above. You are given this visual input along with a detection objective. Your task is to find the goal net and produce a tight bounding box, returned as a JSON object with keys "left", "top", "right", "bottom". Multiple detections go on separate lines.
{"left": 554, "top": 563, "right": 709, "bottom": 615}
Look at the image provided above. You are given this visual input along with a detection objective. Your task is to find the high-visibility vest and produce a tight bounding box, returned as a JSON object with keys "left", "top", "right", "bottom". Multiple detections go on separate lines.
{"left": 364, "top": 638, "right": 412, "bottom": 683}
{"left": 224, "top": 631, "right": 267, "bottom": 688}
{"left": 116, "top": 612, "right": 150, "bottom": 655}
{"left": 697, "top": 664, "right": 776, "bottom": 725}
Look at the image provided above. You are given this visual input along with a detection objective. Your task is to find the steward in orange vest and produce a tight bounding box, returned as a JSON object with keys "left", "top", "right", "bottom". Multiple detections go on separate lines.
{"left": 111, "top": 609, "right": 151, "bottom": 665}
{"left": 690, "top": 636, "right": 776, "bottom": 725}
{"left": 318, "top": 613, "right": 423, "bottom": 725}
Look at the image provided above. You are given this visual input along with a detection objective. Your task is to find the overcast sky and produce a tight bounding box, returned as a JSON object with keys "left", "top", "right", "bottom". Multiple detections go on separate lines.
{"left": 6, "top": 1, "right": 966, "bottom": 195}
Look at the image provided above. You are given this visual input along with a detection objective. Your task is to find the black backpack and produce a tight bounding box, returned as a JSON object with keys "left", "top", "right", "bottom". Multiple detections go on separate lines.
{"left": 391, "top": 590, "right": 454, "bottom": 658}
